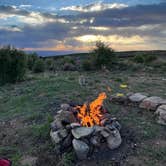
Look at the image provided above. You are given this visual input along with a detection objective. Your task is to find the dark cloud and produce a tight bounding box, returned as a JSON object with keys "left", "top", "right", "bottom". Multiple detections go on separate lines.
{"left": 0, "top": 5, "right": 29, "bottom": 16}
{"left": 72, "top": 2, "right": 166, "bottom": 27}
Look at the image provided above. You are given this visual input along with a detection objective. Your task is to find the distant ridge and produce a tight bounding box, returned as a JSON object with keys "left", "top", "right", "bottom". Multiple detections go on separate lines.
{"left": 26, "top": 50, "right": 166, "bottom": 58}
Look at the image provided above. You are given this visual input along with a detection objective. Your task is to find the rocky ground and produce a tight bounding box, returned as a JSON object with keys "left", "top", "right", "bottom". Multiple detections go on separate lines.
{"left": 0, "top": 69, "right": 166, "bottom": 166}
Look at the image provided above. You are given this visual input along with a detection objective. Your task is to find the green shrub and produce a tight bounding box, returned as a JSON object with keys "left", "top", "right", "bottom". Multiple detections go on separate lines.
{"left": 91, "top": 41, "right": 117, "bottom": 69}
{"left": 144, "top": 55, "right": 157, "bottom": 64}
{"left": 82, "top": 59, "right": 93, "bottom": 71}
{"left": 62, "top": 62, "right": 76, "bottom": 71}
{"left": 133, "top": 54, "right": 144, "bottom": 63}
{"left": 45, "top": 58, "right": 54, "bottom": 71}
{"left": 27, "top": 52, "right": 39, "bottom": 70}
{"left": 33, "top": 59, "right": 45, "bottom": 73}
{"left": 62, "top": 56, "right": 75, "bottom": 64}
{"left": 0, "top": 46, "right": 27, "bottom": 84}
{"left": 133, "top": 54, "right": 157, "bottom": 64}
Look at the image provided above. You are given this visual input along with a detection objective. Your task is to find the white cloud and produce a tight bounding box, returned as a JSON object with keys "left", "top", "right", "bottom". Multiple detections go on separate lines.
{"left": 61, "top": 2, "right": 128, "bottom": 12}
{"left": 74, "top": 35, "right": 144, "bottom": 44}
{"left": 0, "top": 26, "right": 21, "bottom": 32}
{"left": 19, "top": 5, "right": 32, "bottom": 8}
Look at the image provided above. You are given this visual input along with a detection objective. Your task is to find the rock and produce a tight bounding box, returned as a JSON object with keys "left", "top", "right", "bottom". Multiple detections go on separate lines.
{"left": 106, "top": 129, "right": 122, "bottom": 150}
{"left": 57, "top": 110, "right": 63, "bottom": 114}
{"left": 90, "top": 135, "right": 101, "bottom": 146}
{"left": 126, "top": 92, "right": 134, "bottom": 97}
{"left": 139, "top": 96, "right": 166, "bottom": 110}
{"left": 155, "top": 105, "right": 166, "bottom": 125}
{"left": 72, "top": 139, "right": 89, "bottom": 160}
{"left": 129, "top": 93, "right": 147, "bottom": 103}
{"left": 93, "top": 126, "right": 105, "bottom": 133}
{"left": 72, "top": 127, "right": 94, "bottom": 139}
{"left": 111, "top": 121, "right": 122, "bottom": 131}
{"left": 61, "top": 133, "right": 72, "bottom": 149}
{"left": 106, "top": 120, "right": 121, "bottom": 131}
{"left": 111, "top": 95, "right": 128, "bottom": 104}
{"left": 100, "top": 130, "right": 110, "bottom": 138}
{"left": 50, "top": 121, "right": 58, "bottom": 131}
{"left": 70, "top": 123, "right": 81, "bottom": 129}
{"left": 54, "top": 111, "right": 76, "bottom": 128}
{"left": 61, "top": 104, "right": 70, "bottom": 111}
{"left": 50, "top": 129, "right": 68, "bottom": 144}
{"left": 20, "top": 155, "right": 37, "bottom": 166}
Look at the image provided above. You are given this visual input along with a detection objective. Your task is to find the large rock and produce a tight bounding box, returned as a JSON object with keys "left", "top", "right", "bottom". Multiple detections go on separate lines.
{"left": 72, "top": 139, "right": 89, "bottom": 160}
{"left": 54, "top": 110, "right": 76, "bottom": 129}
{"left": 139, "top": 96, "right": 166, "bottom": 110}
{"left": 72, "top": 127, "right": 94, "bottom": 139}
{"left": 110, "top": 95, "right": 128, "bottom": 104}
{"left": 129, "top": 93, "right": 147, "bottom": 103}
{"left": 50, "top": 129, "right": 68, "bottom": 144}
{"left": 155, "top": 105, "right": 166, "bottom": 125}
{"left": 106, "top": 129, "right": 122, "bottom": 150}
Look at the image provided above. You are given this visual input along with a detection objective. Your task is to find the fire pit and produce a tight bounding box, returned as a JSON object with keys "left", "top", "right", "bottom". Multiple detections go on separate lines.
{"left": 50, "top": 93, "right": 122, "bottom": 160}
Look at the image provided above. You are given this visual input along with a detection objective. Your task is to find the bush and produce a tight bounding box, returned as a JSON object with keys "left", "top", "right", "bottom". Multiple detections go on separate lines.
{"left": 144, "top": 55, "right": 157, "bottom": 64}
{"left": 133, "top": 54, "right": 144, "bottom": 63}
{"left": 133, "top": 54, "right": 157, "bottom": 64}
{"left": 91, "top": 41, "right": 117, "bottom": 69}
{"left": 62, "top": 56, "right": 75, "bottom": 64}
{"left": 33, "top": 59, "right": 45, "bottom": 73}
{"left": 45, "top": 58, "right": 54, "bottom": 71}
{"left": 27, "top": 52, "right": 38, "bottom": 70}
{"left": 0, "top": 46, "right": 27, "bottom": 84}
{"left": 62, "top": 62, "right": 76, "bottom": 71}
{"left": 82, "top": 59, "right": 93, "bottom": 71}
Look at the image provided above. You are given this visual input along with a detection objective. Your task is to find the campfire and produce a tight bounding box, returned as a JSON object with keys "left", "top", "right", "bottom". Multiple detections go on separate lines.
{"left": 50, "top": 93, "right": 122, "bottom": 160}
{"left": 75, "top": 92, "right": 107, "bottom": 127}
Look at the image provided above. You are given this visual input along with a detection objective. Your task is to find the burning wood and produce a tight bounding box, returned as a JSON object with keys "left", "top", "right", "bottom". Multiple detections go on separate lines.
{"left": 75, "top": 92, "right": 107, "bottom": 127}
{"left": 50, "top": 93, "right": 122, "bottom": 160}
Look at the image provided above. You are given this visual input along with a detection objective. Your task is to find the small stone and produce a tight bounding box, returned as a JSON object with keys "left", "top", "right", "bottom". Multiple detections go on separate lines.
{"left": 57, "top": 109, "right": 63, "bottom": 114}
{"left": 139, "top": 96, "right": 166, "bottom": 110}
{"left": 93, "top": 126, "right": 105, "bottom": 133}
{"left": 106, "top": 129, "right": 122, "bottom": 150}
{"left": 50, "top": 121, "right": 58, "bottom": 131}
{"left": 50, "top": 131, "right": 61, "bottom": 144}
{"left": 20, "top": 156, "right": 37, "bottom": 166}
{"left": 70, "top": 123, "right": 81, "bottom": 128}
{"left": 90, "top": 135, "right": 101, "bottom": 147}
{"left": 155, "top": 105, "right": 166, "bottom": 125}
{"left": 61, "top": 133, "right": 72, "bottom": 149}
{"left": 129, "top": 93, "right": 147, "bottom": 103}
{"left": 59, "top": 129, "right": 68, "bottom": 138}
{"left": 50, "top": 129, "right": 68, "bottom": 144}
{"left": 72, "top": 127, "right": 94, "bottom": 139}
{"left": 61, "top": 104, "right": 70, "bottom": 111}
{"left": 110, "top": 121, "right": 122, "bottom": 131}
{"left": 72, "top": 139, "right": 89, "bottom": 160}
{"left": 100, "top": 130, "right": 110, "bottom": 138}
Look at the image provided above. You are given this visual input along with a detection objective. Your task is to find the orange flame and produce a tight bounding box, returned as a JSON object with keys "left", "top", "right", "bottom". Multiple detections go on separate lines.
{"left": 75, "top": 92, "right": 107, "bottom": 127}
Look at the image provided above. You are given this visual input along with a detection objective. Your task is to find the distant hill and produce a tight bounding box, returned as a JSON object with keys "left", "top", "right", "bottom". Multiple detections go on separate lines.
{"left": 26, "top": 50, "right": 166, "bottom": 58}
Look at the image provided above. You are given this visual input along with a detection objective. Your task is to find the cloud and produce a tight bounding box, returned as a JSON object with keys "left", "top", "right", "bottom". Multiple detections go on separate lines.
{"left": 73, "top": 2, "right": 166, "bottom": 27}
{"left": 0, "top": 2, "right": 166, "bottom": 51}
{"left": 19, "top": 5, "right": 32, "bottom": 8}
{"left": 61, "top": 2, "right": 128, "bottom": 12}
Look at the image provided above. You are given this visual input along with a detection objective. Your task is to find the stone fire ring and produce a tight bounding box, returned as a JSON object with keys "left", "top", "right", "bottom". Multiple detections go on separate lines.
{"left": 50, "top": 104, "right": 122, "bottom": 160}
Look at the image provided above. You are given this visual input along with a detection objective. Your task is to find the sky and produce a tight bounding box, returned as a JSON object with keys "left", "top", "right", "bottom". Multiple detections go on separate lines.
{"left": 0, "top": 0, "right": 166, "bottom": 53}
